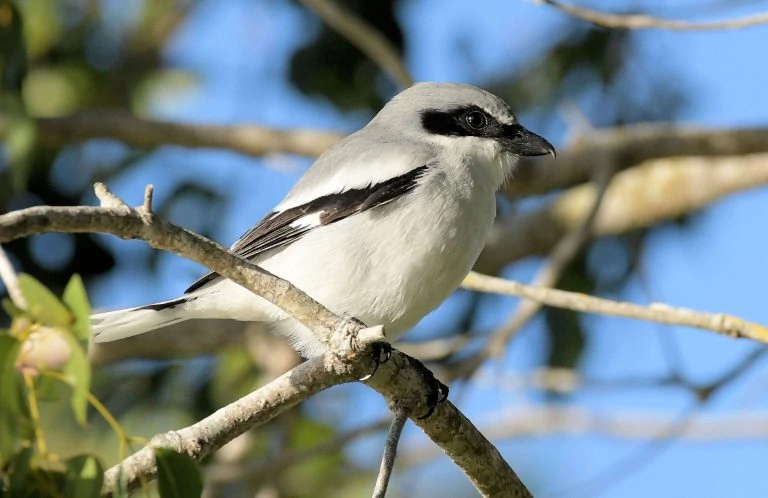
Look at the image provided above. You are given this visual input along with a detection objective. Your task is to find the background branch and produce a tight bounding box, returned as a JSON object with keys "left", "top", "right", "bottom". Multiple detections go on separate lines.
{"left": 299, "top": 0, "right": 413, "bottom": 88}
{"left": 480, "top": 152, "right": 768, "bottom": 273}
{"left": 401, "top": 406, "right": 768, "bottom": 468}
{"left": 28, "top": 113, "right": 344, "bottom": 158}
{"left": 9, "top": 116, "right": 768, "bottom": 201}
{"left": 508, "top": 124, "right": 768, "bottom": 197}
{"left": 486, "top": 163, "right": 614, "bottom": 357}
{"left": 537, "top": 0, "right": 768, "bottom": 31}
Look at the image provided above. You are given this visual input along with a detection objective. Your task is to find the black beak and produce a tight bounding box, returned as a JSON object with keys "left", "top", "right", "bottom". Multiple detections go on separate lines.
{"left": 502, "top": 124, "right": 556, "bottom": 158}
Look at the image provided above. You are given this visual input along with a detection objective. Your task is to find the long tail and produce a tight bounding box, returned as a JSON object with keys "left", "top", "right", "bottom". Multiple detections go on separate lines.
{"left": 91, "top": 297, "right": 190, "bottom": 343}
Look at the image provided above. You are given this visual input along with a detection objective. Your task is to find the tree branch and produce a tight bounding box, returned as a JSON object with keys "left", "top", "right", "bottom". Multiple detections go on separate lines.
{"left": 13, "top": 116, "right": 768, "bottom": 202}
{"left": 401, "top": 406, "right": 768, "bottom": 468}
{"left": 102, "top": 349, "right": 533, "bottom": 497}
{"left": 508, "top": 124, "right": 768, "bottom": 197}
{"left": 372, "top": 409, "right": 408, "bottom": 498}
{"left": 363, "top": 352, "right": 532, "bottom": 498}
{"left": 480, "top": 152, "right": 768, "bottom": 273}
{"left": 30, "top": 112, "right": 344, "bottom": 158}
{"left": 537, "top": 0, "right": 768, "bottom": 30}
{"left": 0, "top": 184, "right": 370, "bottom": 349}
{"left": 102, "top": 355, "right": 352, "bottom": 494}
{"left": 0, "top": 186, "right": 532, "bottom": 498}
{"left": 462, "top": 272, "right": 768, "bottom": 345}
{"left": 299, "top": 0, "right": 413, "bottom": 88}
{"left": 487, "top": 163, "right": 614, "bottom": 358}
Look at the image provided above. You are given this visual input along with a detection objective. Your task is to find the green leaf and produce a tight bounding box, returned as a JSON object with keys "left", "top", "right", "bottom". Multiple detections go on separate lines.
{"left": 7, "top": 445, "right": 33, "bottom": 496}
{"left": 0, "top": 335, "right": 22, "bottom": 467}
{"left": 34, "top": 373, "right": 62, "bottom": 402}
{"left": 17, "top": 274, "right": 71, "bottom": 328}
{"left": 58, "top": 331, "right": 90, "bottom": 426}
{"left": 2, "top": 298, "right": 25, "bottom": 320}
{"left": 155, "top": 448, "right": 203, "bottom": 498}
{"left": 64, "top": 454, "right": 104, "bottom": 498}
{"left": 62, "top": 275, "right": 91, "bottom": 341}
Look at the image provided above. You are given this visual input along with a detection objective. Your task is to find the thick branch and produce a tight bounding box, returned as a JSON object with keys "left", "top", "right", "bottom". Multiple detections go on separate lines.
{"left": 32, "top": 112, "right": 344, "bottom": 158}
{"left": 480, "top": 152, "right": 768, "bottom": 272}
{"left": 538, "top": 0, "right": 768, "bottom": 31}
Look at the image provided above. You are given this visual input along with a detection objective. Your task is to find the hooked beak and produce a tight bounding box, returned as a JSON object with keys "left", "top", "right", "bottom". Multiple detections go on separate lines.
{"left": 502, "top": 124, "right": 556, "bottom": 158}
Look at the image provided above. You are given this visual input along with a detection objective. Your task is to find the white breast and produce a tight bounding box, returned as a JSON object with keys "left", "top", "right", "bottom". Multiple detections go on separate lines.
{"left": 195, "top": 148, "right": 506, "bottom": 358}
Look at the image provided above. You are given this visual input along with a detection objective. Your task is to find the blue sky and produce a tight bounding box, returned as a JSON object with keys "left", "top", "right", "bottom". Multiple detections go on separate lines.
{"left": 83, "top": 0, "right": 768, "bottom": 496}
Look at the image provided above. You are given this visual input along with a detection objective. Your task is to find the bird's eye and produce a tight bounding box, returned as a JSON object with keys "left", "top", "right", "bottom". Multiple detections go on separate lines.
{"left": 465, "top": 111, "right": 487, "bottom": 129}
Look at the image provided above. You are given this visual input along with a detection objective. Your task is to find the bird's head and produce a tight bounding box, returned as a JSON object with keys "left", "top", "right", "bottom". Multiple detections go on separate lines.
{"left": 371, "top": 82, "right": 555, "bottom": 185}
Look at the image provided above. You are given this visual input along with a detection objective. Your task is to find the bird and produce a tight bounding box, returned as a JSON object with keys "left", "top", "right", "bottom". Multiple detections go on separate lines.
{"left": 91, "top": 82, "right": 555, "bottom": 359}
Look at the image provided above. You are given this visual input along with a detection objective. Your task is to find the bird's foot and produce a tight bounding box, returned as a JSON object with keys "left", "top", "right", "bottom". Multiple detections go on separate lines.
{"left": 406, "top": 355, "right": 449, "bottom": 419}
{"left": 359, "top": 340, "right": 392, "bottom": 381}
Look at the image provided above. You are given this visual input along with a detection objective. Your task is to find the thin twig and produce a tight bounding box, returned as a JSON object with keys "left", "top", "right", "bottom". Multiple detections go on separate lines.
{"left": 142, "top": 184, "right": 154, "bottom": 214}
{"left": 299, "top": 0, "right": 413, "bottom": 88}
{"left": 462, "top": 272, "right": 768, "bottom": 345}
{"left": 547, "top": 348, "right": 766, "bottom": 498}
{"left": 372, "top": 409, "right": 408, "bottom": 498}
{"left": 0, "top": 245, "right": 26, "bottom": 309}
{"left": 487, "top": 164, "right": 615, "bottom": 358}
{"left": 94, "top": 182, "right": 129, "bottom": 209}
{"left": 537, "top": 0, "right": 768, "bottom": 30}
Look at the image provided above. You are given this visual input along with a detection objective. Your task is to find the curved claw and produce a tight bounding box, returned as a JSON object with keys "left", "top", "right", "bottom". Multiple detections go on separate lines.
{"left": 417, "top": 381, "right": 449, "bottom": 419}
{"left": 380, "top": 343, "right": 392, "bottom": 364}
{"left": 359, "top": 341, "right": 392, "bottom": 381}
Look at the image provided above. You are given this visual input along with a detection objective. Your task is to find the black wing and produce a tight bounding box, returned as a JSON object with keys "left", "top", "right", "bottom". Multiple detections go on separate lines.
{"left": 184, "top": 165, "right": 429, "bottom": 293}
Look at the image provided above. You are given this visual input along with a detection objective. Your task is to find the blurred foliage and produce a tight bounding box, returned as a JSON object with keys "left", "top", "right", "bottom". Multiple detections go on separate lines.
{"left": 289, "top": 0, "right": 403, "bottom": 109}
{"left": 0, "top": 274, "right": 106, "bottom": 495}
{"left": 489, "top": 26, "right": 687, "bottom": 126}
{"left": 155, "top": 448, "right": 202, "bottom": 498}
{"left": 543, "top": 258, "right": 593, "bottom": 372}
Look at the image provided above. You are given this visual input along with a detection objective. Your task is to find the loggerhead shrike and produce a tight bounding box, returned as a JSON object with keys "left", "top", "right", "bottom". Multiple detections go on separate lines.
{"left": 91, "top": 82, "right": 555, "bottom": 359}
